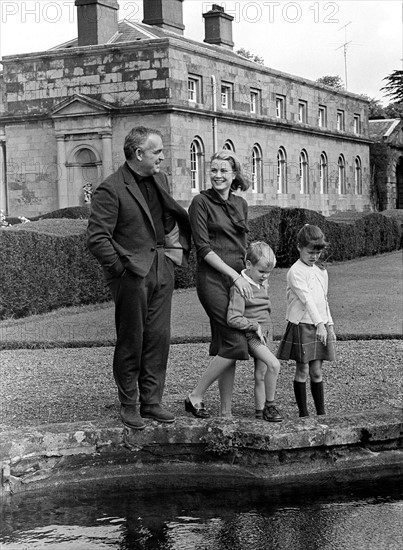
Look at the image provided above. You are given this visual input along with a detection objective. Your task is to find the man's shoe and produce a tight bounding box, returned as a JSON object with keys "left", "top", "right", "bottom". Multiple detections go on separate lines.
{"left": 120, "top": 405, "right": 146, "bottom": 430}
{"left": 140, "top": 404, "right": 175, "bottom": 423}
{"left": 263, "top": 404, "right": 283, "bottom": 423}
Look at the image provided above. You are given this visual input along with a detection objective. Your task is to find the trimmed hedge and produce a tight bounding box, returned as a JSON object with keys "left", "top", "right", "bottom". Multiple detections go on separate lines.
{"left": 0, "top": 207, "right": 401, "bottom": 320}
{"left": 275, "top": 208, "right": 401, "bottom": 266}
{"left": 0, "top": 220, "right": 109, "bottom": 320}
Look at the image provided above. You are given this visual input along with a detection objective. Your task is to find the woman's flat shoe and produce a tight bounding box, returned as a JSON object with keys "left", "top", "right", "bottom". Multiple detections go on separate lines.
{"left": 185, "top": 396, "right": 210, "bottom": 419}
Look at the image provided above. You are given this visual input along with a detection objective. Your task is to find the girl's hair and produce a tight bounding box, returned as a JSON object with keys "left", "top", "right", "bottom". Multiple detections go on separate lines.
{"left": 297, "top": 224, "right": 328, "bottom": 250}
{"left": 210, "top": 151, "right": 250, "bottom": 191}
{"left": 246, "top": 241, "right": 276, "bottom": 269}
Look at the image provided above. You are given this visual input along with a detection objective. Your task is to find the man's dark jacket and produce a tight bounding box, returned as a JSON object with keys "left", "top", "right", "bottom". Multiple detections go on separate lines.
{"left": 87, "top": 163, "right": 191, "bottom": 281}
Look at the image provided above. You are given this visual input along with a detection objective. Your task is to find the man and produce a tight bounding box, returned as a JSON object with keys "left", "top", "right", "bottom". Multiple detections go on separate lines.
{"left": 87, "top": 126, "right": 191, "bottom": 429}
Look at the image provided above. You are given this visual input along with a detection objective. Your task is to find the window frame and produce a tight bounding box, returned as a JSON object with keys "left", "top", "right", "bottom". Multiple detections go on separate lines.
{"left": 355, "top": 156, "right": 362, "bottom": 194}
{"left": 338, "top": 154, "right": 346, "bottom": 194}
{"left": 221, "top": 82, "right": 233, "bottom": 109}
{"left": 188, "top": 75, "right": 202, "bottom": 103}
{"left": 299, "top": 149, "right": 309, "bottom": 194}
{"left": 276, "top": 95, "right": 286, "bottom": 119}
{"left": 250, "top": 89, "right": 261, "bottom": 114}
{"left": 337, "top": 110, "right": 345, "bottom": 131}
{"left": 251, "top": 144, "right": 263, "bottom": 193}
{"left": 353, "top": 114, "right": 361, "bottom": 135}
{"left": 277, "top": 147, "right": 287, "bottom": 194}
{"left": 298, "top": 100, "right": 308, "bottom": 123}
{"left": 319, "top": 152, "right": 328, "bottom": 194}
{"left": 190, "top": 138, "right": 205, "bottom": 192}
{"left": 318, "top": 105, "right": 327, "bottom": 128}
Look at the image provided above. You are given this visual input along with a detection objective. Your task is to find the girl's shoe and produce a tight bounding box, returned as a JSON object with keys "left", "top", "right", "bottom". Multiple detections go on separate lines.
{"left": 185, "top": 396, "right": 210, "bottom": 419}
{"left": 255, "top": 410, "right": 264, "bottom": 419}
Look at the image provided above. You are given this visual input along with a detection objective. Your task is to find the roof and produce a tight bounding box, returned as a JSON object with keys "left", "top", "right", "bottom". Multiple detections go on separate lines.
{"left": 368, "top": 119, "right": 402, "bottom": 141}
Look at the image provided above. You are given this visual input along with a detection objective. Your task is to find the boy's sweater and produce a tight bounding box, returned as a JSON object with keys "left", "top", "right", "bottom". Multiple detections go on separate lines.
{"left": 227, "top": 281, "right": 271, "bottom": 332}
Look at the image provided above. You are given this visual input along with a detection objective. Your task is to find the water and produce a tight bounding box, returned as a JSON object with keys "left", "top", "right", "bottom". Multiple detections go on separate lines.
{"left": 1, "top": 477, "right": 402, "bottom": 550}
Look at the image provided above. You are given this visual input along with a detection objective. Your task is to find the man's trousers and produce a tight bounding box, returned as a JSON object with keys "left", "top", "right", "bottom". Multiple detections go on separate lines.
{"left": 108, "top": 249, "right": 175, "bottom": 406}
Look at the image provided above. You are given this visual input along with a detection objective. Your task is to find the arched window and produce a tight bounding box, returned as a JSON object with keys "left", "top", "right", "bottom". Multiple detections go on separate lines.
{"left": 190, "top": 138, "right": 205, "bottom": 192}
{"left": 223, "top": 140, "right": 235, "bottom": 152}
{"left": 251, "top": 144, "right": 263, "bottom": 193}
{"left": 338, "top": 154, "right": 346, "bottom": 194}
{"left": 299, "top": 150, "right": 309, "bottom": 194}
{"left": 320, "top": 152, "right": 328, "bottom": 194}
{"left": 355, "top": 156, "right": 362, "bottom": 194}
{"left": 277, "top": 147, "right": 287, "bottom": 193}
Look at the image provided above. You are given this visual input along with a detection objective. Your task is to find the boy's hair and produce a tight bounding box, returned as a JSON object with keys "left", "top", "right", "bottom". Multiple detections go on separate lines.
{"left": 297, "top": 224, "right": 328, "bottom": 250}
{"left": 246, "top": 241, "right": 276, "bottom": 269}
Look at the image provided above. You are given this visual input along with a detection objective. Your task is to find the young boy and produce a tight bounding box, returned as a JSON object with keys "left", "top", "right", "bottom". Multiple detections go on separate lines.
{"left": 227, "top": 241, "right": 282, "bottom": 422}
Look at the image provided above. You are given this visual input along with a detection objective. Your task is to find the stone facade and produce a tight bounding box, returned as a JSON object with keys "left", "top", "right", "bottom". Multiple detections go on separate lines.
{"left": 369, "top": 119, "right": 403, "bottom": 210}
{"left": 0, "top": 5, "right": 371, "bottom": 217}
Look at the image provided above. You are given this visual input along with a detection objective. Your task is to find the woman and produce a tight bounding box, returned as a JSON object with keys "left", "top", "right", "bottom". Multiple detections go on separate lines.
{"left": 185, "top": 151, "right": 252, "bottom": 418}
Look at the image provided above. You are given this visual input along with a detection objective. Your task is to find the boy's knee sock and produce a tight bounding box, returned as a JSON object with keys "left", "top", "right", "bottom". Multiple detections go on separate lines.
{"left": 293, "top": 381, "right": 309, "bottom": 417}
{"left": 310, "top": 381, "right": 325, "bottom": 415}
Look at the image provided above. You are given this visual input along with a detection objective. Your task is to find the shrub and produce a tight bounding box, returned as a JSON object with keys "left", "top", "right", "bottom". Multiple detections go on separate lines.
{"left": 276, "top": 208, "right": 327, "bottom": 267}
{"left": 0, "top": 220, "right": 110, "bottom": 320}
{"left": 30, "top": 206, "right": 91, "bottom": 221}
{"left": 0, "top": 207, "right": 400, "bottom": 319}
{"left": 248, "top": 206, "right": 282, "bottom": 252}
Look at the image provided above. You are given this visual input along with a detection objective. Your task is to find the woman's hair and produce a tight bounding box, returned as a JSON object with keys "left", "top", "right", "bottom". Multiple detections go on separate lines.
{"left": 124, "top": 126, "right": 163, "bottom": 160}
{"left": 297, "top": 224, "right": 328, "bottom": 250}
{"left": 210, "top": 151, "right": 250, "bottom": 191}
{"left": 246, "top": 241, "right": 276, "bottom": 269}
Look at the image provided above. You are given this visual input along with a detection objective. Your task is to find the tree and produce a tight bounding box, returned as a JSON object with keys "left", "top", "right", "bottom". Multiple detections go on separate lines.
{"left": 384, "top": 102, "right": 403, "bottom": 119}
{"left": 236, "top": 48, "right": 264, "bottom": 65}
{"left": 360, "top": 95, "right": 386, "bottom": 119}
{"left": 316, "top": 75, "right": 344, "bottom": 90}
{"left": 381, "top": 69, "right": 403, "bottom": 103}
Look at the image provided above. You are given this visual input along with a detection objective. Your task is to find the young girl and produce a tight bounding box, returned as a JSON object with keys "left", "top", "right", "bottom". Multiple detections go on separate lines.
{"left": 277, "top": 224, "right": 336, "bottom": 417}
{"left": 227, "top": 241, "right": 282, "bottom": 422}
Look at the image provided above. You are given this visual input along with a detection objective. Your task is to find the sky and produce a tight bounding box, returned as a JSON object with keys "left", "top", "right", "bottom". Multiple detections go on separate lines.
{"left": 0, "top": 0, "right": 401, "bottom": 105}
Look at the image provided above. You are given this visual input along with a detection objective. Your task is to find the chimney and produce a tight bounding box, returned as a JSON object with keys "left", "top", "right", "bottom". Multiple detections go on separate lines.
{"left": 203, "top": 4, "right": 234, "bottom": 50}
{"left": 75, "top": 0, "right": 119, "bottom": 46}
{"left": 143, "top": 0, "right": 185, "bottom": 35}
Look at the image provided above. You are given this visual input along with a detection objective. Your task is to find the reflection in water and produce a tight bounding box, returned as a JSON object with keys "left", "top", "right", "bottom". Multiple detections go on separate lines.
{"left": 1, "top": 478, "right": 402, "bottom": 549}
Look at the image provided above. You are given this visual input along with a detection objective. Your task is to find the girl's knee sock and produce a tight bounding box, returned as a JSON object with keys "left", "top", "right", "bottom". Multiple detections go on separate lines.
{"left": 293, "top": 381, "right": 309, "bottom": 417}
{"left": 310, "top": 381, "right": 325, "bottom": 415}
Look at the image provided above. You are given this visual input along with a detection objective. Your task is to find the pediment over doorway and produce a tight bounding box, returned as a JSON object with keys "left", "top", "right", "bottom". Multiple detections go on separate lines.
{"left": 49, "top": 94, "right": 113, "bottom": 118}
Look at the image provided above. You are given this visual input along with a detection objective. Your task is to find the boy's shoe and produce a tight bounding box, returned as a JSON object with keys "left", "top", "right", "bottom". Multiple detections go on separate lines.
{"left": 263, "top": 404, "right": 283, "bottom": 423}
{"left": 140, "top": 404, "right": 175, "bottom": 423}
{"left": 255, "top": 410, "right": 264, "bottom": 419}
{"left": 120, "top": 405, "right": 146, "bottom": 430}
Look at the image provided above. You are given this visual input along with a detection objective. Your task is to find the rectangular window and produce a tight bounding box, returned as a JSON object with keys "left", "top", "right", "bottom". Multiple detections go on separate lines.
{"left": 353, "top": 114, "right": 361, "bottom": 134}
{"left": 188, "top": 75, "right": 202, "bottom": 103}
{"left": 276, "top": 95, "right": 286, "bottom": 118}
{"left": 250, "top": 89, "right": 260, "bottom": 114}
{"left": 337, "top": 110, "right": 345, "bottom": 131}
{"left": 221, "top": 82, "right": 233, "bottom": 109}
{"left": 298, "top": 100, "right": 308, "bottom": 123}
{"left": 318, "top": 106, "right": 327, "bottom": 128}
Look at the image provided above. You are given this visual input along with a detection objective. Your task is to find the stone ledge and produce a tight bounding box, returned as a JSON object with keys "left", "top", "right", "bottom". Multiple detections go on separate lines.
{"left": 1, "top": 407, "right": 402, "bottom": 496}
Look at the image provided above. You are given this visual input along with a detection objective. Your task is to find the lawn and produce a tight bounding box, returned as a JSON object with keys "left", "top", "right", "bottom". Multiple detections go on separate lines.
{"left": 0, "top": 251, "right": 401, "bottom": 349}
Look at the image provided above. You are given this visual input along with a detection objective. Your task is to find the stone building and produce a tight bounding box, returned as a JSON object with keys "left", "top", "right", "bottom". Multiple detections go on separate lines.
{"left": 369, "top": 119, "right": 403, "bottom": 209}
{"left": 0, "top": 0, "right": 371, "bottom": 218}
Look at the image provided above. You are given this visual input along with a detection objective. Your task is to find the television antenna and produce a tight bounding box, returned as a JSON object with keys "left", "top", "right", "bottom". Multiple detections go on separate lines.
{"left": 336, "top": 21, "right": 352, "bottom": 89}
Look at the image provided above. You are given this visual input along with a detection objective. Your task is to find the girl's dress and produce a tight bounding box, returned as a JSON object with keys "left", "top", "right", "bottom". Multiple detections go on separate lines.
{"left": 189, "top": 188, "right": 249, "bottom": 360}
{"left": 277, "top": 259, "right": 336, "bottom": 363}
